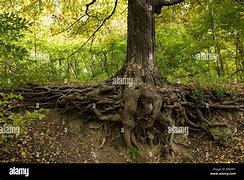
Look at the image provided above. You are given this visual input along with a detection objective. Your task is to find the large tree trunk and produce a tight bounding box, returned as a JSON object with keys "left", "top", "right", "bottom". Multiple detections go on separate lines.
{"left": 121, "top": 0, "right": 167, "bottom": 150}
{"left": 125, "top": 0, "right": 161, "bottom": 83}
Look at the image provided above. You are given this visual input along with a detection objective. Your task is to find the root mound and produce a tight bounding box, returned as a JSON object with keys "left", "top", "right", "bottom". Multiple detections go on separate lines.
{"left": 13, "top": 77, "right": 244, "bottom": 161}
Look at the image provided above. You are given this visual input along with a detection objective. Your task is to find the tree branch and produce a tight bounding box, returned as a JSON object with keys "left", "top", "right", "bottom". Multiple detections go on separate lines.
{"left": 235, "top": 0, "right": 244, "bottom": 5}
{"left": 85, "top": 0, "right": 97, "bottom": 15}
{"left": 153, "top": 0, "right": 185, "bottom": 14}
{"left": 159, "top": 0, "right": 185, "bottom": 6}
{"left": 229, "top": 69, "right": 244, "bottom": 78}
{"left": 85, "top": 0, "right": 100, "bottom": 20}
{"left": 65, "top": 0, "right": 118, "bottom": 59}
{"left": 52, "top": 15, "right": 86, "bottom": 36}
{"left": 52, "top": 0, "right": 98, "bottom": 36}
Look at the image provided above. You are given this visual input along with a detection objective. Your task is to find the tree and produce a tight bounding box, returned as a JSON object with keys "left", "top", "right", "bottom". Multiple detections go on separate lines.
{"left": 0, "top": 12, "right": 29, "bottom": 87}
{"left": 14, "top": 0, "right": 243, "bottom": 161}
{"left": 121, "top": 0, "right": 184, "bottom": 149}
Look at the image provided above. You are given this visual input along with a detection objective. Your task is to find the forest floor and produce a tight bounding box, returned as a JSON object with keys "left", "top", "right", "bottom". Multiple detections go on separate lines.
{"left": 1, "top": 107, "right": 244, "bottom": 163}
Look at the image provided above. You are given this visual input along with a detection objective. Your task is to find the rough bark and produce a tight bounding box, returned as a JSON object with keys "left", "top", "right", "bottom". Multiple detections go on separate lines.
{"left": 120, "top": 0, "right": 164, "bottom": 149}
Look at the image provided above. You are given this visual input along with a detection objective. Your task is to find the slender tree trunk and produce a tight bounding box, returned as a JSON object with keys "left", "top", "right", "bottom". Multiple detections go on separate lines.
{"left": 209, "top": 3, "right": 224, "bottom": 77}
{"left": 235, "top": 33, "right": 240, "bottom": 79}
{"left": 236, "top": 32, "right": 244, "bottom": 80}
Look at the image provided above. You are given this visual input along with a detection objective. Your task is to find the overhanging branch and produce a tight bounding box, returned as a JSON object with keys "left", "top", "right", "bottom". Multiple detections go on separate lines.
{"left": 52, "top": 0, "right": 99, "bottom": 36}
{"left": 65, "top": 0, "right": 118, "bottom": 59}
{"left": 159, "top": 0, "right": 185, "bottom": 6}
{"left": 85, "top": 0, "right": 97, "bottom": 15}
{"left": 153, "top": 0, "right": 185, "bottom": 14}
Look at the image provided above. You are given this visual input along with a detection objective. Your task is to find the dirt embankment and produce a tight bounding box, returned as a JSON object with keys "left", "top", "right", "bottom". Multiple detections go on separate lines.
{"left": 0, "top": 109, "right": 243, "bottom": 163}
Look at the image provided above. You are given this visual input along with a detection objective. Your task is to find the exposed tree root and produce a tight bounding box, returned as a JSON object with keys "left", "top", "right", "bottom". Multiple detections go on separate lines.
{"left": 4, "top": 78, "right": 244, "bottom": 161}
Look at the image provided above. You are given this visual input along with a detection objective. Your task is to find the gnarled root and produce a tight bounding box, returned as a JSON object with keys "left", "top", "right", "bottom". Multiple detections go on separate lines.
{"left": 10, "top": 79, "right": 244, "bottom": 162}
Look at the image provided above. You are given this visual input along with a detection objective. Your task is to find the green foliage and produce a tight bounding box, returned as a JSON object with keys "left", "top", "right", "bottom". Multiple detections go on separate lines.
{"left": 24, "top": 109, "right": 46, "bottom": 123}
{"left": 11, "top": 109, "right": 47, "bottom": 126}
{"left": 156, "top": 0, "right": 244, "bottom": 84}
{"left": 128, "top": 148, "right": 140, "bottom": 161}
{"left": 191, "top": 90, "right": 206, "bottom": 102}
{"left": 0, "top": 12, "right": 30, "bottom": 89}
{"left": 214, "top": 132, "right": 242, "bottom": 149}
{"left": 210, "top": 126, "right": 242, "bottom": 148}
{"left": 186, "top": 76, "right": 232, "bottom": 88}
{"left": 0, "top": 92, "right": 47, "bottom": 143}
{"left": 0, "top": 0, "right": 243, "bottom": 88}
{"left": 185, "top": 154, "right": 194, "bottom": 162}
{"left": 215, "top": 134, "right": 230, "bottom": 145}
{"left": 0, "top": 12, "right": 29, "bottom": 42}
{"left": 0, "top": 92, "right": 23, "bottom": 114}
{"left": 211, "top": 87, "right": 230, "bottom": 100}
